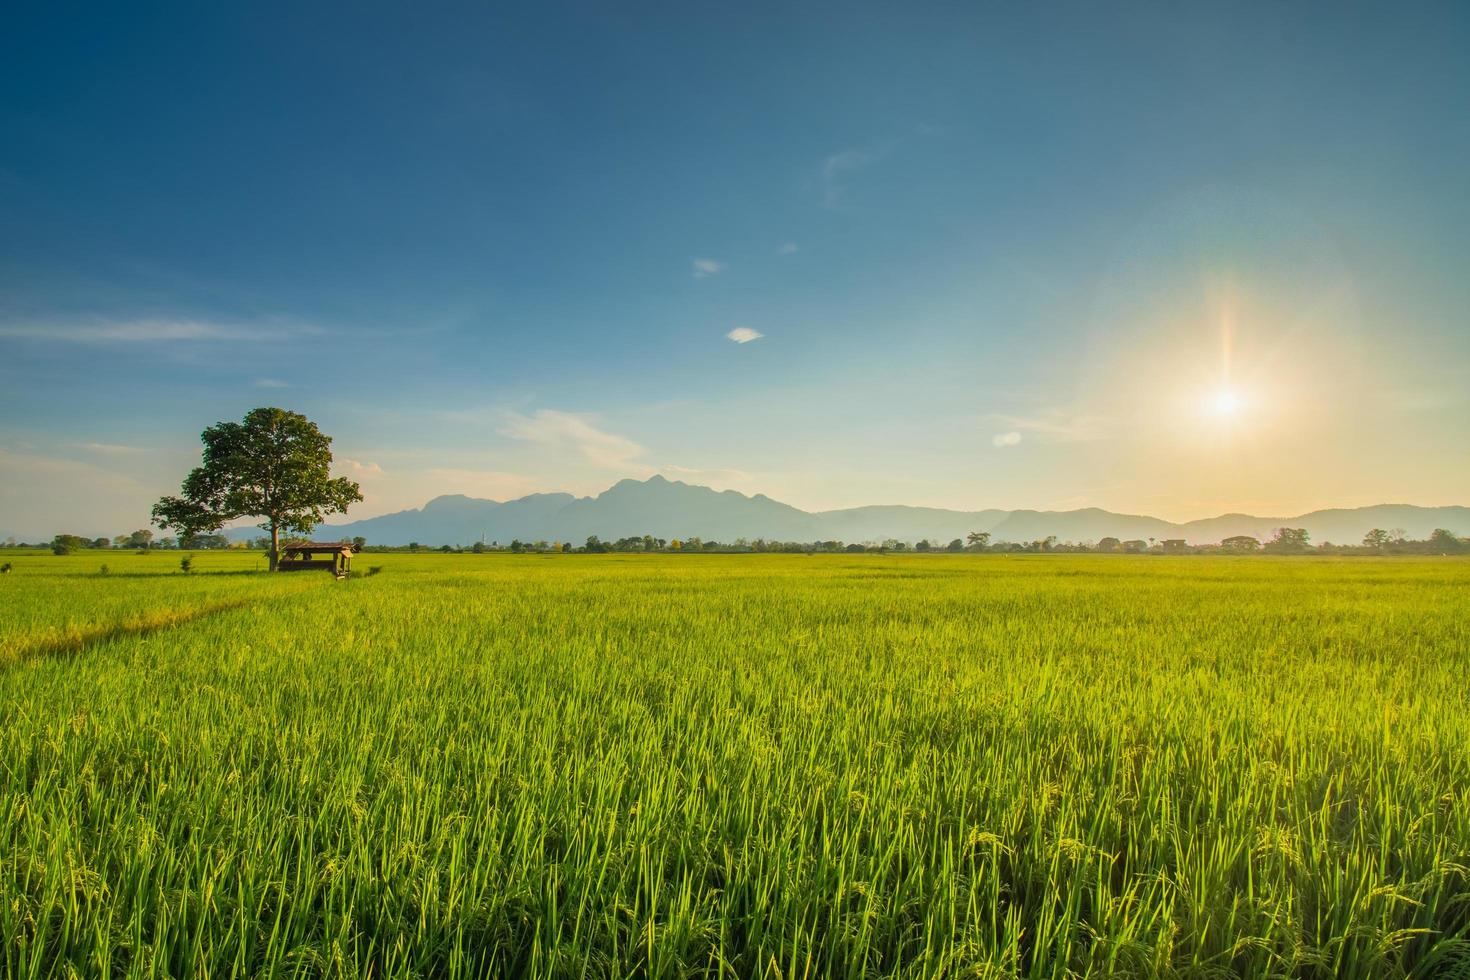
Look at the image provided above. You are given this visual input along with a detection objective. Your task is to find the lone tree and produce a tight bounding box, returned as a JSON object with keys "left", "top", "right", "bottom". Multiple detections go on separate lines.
{"left": 152, "top": 408, "right": 362, "bottom": 571}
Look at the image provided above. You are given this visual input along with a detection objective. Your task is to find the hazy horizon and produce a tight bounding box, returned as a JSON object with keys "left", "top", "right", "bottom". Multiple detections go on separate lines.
{"left": 4, "top": 2, "right": 1468, "bottom": 534}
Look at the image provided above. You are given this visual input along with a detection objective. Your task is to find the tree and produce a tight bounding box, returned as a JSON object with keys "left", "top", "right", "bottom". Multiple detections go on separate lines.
{"left": 151, "top": 408, "right": 362, "bottom": 571}
{"left": 915, "top": 539, "right": 932, "bottom": 552}
{"left": 947, "top": 538, "right": 964, "bottom": 552}
{"left": 1429, "top": 528, "right": 1466, "bottom": 554}
{"left": 127, "top": 529, "right": 154, "bottom": 550}
{"left": 179, "top": 532, "right": 230, "bottom": 550}
{"left": 966, "top": 531, "right": 991, "bottom": 551}
{"left": 1221, "top": 535, "right": 1260, "bottom": 553}
{"left": 352, "top": 536, "right": 367, "bottom": 552}
{"left": 471, "top": 540, "right": 486, "bottom": 554}
{"left": 91, "top": 537, "right": 111, "bottom": 550}
{"left": 1363, "top": 528, "right": 1389, "bottom": 551}
{"left": 51, "top": 534, "right": 91, "bottom": 555}
{"left": 1267, "top": 527, "right": 1310, "bottom": 553}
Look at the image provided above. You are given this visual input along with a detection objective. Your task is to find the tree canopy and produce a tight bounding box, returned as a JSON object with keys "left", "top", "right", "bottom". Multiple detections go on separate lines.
{"left": 152, "top": 408, "right": 362, "bottom": 569}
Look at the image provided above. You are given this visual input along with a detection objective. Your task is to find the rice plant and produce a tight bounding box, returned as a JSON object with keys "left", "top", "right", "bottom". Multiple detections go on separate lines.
{"left": 1, "top": 553, "right": 1467, "bottom": 977}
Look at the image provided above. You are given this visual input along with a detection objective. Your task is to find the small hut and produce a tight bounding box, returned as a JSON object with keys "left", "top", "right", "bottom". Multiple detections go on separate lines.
{"left": 279, "top": 541, "right": 359, "bottom": 580}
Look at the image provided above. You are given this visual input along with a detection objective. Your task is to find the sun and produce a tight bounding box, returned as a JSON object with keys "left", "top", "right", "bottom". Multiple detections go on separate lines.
{"left": 1211, "top": 389, "right": 1243, "bottom": 417}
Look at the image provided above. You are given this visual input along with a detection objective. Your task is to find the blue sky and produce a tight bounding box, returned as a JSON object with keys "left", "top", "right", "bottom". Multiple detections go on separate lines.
{"left": 3, "top": 1, "right": 1468, "bottom": 537}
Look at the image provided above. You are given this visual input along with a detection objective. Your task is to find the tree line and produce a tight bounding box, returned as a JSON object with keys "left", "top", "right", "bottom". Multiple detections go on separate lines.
{"left": 328, "top": 526, "right": 1470, "bottom": 556}
{"left": 28, "top": 529, "right": 237, "bottom": 555}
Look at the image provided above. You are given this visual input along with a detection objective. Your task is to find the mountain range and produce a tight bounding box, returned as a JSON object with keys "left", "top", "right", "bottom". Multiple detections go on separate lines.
{"left": 251, "top": 476, "right": 1470, "bottom": 548}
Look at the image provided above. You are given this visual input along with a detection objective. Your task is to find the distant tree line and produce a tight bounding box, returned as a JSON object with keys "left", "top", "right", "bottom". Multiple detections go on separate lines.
{"left": 30, "top": 528, "right": 247, "bottom": 555}
{"left": 17, "top": 525, "right": 1467, "bottom": 557}
{"left": 308, "top": 526, "right": 1470, "bottom": 556}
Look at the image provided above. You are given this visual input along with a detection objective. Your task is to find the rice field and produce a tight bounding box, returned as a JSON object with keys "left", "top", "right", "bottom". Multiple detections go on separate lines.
{"left": 2, "top": 551, "right": 1468, "bottom": 978}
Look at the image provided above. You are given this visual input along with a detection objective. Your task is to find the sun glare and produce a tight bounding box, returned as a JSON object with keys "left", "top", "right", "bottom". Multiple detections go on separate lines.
{"left": 1211, "top": 389, "right": 1242, "bottom": 417}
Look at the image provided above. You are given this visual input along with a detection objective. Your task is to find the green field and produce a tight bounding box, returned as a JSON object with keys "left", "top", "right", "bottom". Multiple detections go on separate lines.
{"left": 2, "top": 552, "right": 1468, "bottom": 978}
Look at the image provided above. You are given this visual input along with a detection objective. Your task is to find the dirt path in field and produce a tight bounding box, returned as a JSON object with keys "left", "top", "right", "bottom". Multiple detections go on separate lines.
{"left": 2, "top": 597, "right": 264, "bottom": 668}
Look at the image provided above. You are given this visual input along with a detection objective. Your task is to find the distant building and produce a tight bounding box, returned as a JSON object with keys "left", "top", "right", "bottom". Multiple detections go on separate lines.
{"left": 1161, "top": 539, "right": 1188, "bottom": 554}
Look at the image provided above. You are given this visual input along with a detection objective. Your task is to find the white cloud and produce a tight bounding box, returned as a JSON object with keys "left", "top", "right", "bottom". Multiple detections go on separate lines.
{"left": 992, "top": 431, "right": 1023, "bottom": 448}
{"left": 692, "top": 258, "right": 726, "bottom": 279}
{"left": 254, "top": 378, "right": 288, "bottom": 388}
{"left": 337, "top": 458, "right": 384, "bottom": 477}
{"left": 726, "top": 327, "right": 763, "bottom": 344}
{"left": 499, "top": 409, "right": 646, "bottom": 469}
{"left": 658, "top": 464, "right": 753, "bottom": 490}
{"left": 75, "top": 441, "right": 145, "bottom": 455}
{"left": 0, "top": 318, "right": 316, "bottom": 344}
{"left": 778, "top": 242, "right": 799, "bottom": 255}
{"left": 985, "top": 410, "right": 1110, "bottom": 443}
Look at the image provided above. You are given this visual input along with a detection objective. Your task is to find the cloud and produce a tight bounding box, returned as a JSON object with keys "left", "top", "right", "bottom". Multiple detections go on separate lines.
{"left": 992, "top": 431, "right": 1023, "bottom": 448}
{"left": 657, "top": 464, "right": 753, "bottom": 490}
{"left": 337, "top": 458, "right": 384, "bottom": 477}
{"left": 778, "top": 242, "right": 799, "bottom": 255}
{"left": 819, "top": 148, "right": 879, "bottom": 207}
{"left": 726, "top": 327, "right": 763, "bottom": 344}
{"left": 75, "top": 441, "right": 145, "bottom": 455}
{"left": 0, "top": 318, "right": 315, "bottom": 344}
{"left": 985, "top": 410, "right": 1110, "bottom": 443}
{"left": 692, "top": 258, "right": 726, "bottom": 279}
{"left": 822, "top": 149, "right": 874, "bottom": 180}
{"left": 499, "top": 409, "right": 646, "bottom": 469}
{"left": 254, "top": 378, "right": 288, "bottom": 388}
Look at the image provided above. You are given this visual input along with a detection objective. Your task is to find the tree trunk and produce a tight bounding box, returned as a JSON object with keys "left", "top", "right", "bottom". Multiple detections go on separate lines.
{"left": 269, "top": 523, "right": 280, "bottom": 572}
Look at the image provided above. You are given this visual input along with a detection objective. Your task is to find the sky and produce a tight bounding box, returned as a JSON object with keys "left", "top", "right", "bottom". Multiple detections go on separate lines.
{"left": 2, "top": 1, "right": 1468, "bottom": 538}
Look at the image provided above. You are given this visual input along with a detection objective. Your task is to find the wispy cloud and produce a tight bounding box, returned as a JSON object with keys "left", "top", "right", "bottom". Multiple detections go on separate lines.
{"left": 75, "top": 441, "right": 146, "bottom": 455}
{"left": 819, "top": 148, "right": 879, "bottom": 207}
{"left": 992, "top": 431, "right": 1023, "bottom": 448}
{"left": 726, "top": 326, "right": 763, "bottom": 344}
{"left": 0, "top": 318, "right": 314, "bottom": 344}
{"left": 984, "top": 410, "right": 1111, "bottom": 443}
{"left": 692, "top": 258, "right": 726, "bottom": 279}
{"left": 499, "top": 409, "right": 646, "bottom": 468}
{"left": 254, "top": 378, "right": 288, "bottom": 388}
{"left": 658, "top": 464, "right": 753, "bottom": 490}
{"left": 777, "top": 242, "right": 799, "bottom": 255}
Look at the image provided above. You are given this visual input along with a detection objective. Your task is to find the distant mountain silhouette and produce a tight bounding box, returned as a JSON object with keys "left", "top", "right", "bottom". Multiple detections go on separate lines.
{"left": 255, "top": 475, "right": 1470, "bottom": 548}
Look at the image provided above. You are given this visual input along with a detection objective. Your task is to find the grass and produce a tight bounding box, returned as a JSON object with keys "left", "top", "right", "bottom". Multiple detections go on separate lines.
{"left": 1, "top": 552, "right": 1468, "bottom": 978}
